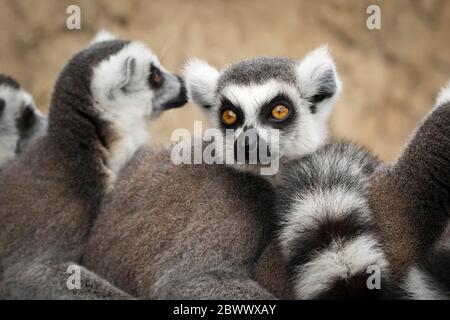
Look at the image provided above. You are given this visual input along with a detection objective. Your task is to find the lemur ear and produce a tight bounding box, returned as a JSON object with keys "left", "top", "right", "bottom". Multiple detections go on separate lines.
{"left": 435, "top": 81, "right": 450, "bottom": 108}
{"left": 90, "top": 30, "right": 118, "bottom": 45}
{"left": 101, "top": 56, "right": 136, "bottom": 100}
{"left": 296, "top": 45, "right": 342, "bottom": 114}
{"left": 183, "top": 59, "right": 220, "bottom": 110}
{"left": 118, "top": 56, "right": 136, "bottom": 90}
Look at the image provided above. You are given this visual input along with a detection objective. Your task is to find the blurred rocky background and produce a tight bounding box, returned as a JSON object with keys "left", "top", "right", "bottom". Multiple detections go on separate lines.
{"left": 1, "top": 0, "right": 449, "bottom": 160}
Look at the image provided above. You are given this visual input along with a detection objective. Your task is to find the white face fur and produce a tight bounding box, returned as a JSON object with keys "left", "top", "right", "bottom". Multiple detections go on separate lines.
{"left": 184, "top": 46, "right": 342, "bottom": 175}
{"left": 0, "top": 83, "right": 46, "bottom": 167}
{"left": 90, "top": 39, "right": 186, "bottom": 177}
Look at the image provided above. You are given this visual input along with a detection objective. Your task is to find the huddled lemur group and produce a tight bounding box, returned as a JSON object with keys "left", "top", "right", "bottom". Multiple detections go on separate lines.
{"left": 0, "top": 32, "right": 449, "bottom": 300}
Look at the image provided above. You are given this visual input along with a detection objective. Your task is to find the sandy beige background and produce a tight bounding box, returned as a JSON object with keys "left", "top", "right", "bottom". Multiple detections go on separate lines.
{"left": 1, "top": 0, "right": 449, "bottom": 160}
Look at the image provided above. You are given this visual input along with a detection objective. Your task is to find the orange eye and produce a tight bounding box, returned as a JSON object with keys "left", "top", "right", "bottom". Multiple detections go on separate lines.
{"left": 222, "top": 109, "right": 238, "bottom": 125}
{"left": 271, "top": 105, "right": 289, "bottom": 120}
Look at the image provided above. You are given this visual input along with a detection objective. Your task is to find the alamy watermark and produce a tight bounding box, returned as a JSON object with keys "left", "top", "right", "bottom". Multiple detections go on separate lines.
{"left": 66, "top": 5, "right": 81, "bottom": 30}
{"left": 367, "top": 4, "right": 382, "bottom": 30}
{"left": 170, "top": 121, "right": 280, "bottom": 176}
{"left": 66, "top": 264, "right": 81, "bottom": 290}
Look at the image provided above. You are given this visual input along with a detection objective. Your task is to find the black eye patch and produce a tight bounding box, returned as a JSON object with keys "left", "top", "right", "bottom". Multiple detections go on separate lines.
{"left": 0, "top": 99, "right": 5, "bottom": 118}
{"left": 258, "top": 94, "right": 297, "bottom": 129}
{"left": 16, "top": 105, "right": 36, "bottom": 134}
{"left": 218, "top": 97, "right": 245, "bottom": 130}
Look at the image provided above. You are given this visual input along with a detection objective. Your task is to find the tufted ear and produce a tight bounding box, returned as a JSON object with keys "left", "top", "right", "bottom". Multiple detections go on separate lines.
{"left": 296, "top": 46, "right": 342, "bottom": 114}
{"left": 99, "top": 56, "right": 137, "bottom": 100}
{"left": 90, "top": 30, "right": 118, "bottom": 45}
{"left": 435, "top": 81, "right": 450, "bottom": 108}
{"left": 183, "top": 59, "right": 220, "bottom": 111}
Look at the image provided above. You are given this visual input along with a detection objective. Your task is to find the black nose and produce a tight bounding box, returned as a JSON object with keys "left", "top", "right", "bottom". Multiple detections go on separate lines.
{"left": 234, "top": 127, "right": 260, "bottom": 164}
{"left": 161, "top": 76, "right": 188, "bottom": 110}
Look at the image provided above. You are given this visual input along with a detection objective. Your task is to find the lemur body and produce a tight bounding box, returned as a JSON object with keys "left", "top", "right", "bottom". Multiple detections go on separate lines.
{"left": 82, "top": 47, "right": 337, "bottom": 299}
{"left": 0, "top": 75, "right": 47, "bottom": 169}
{"left": 84, "top": 145, "right": 276, "bottom": 299}
{"left": 0, "top": 36, "right": 187, "bottom": 299}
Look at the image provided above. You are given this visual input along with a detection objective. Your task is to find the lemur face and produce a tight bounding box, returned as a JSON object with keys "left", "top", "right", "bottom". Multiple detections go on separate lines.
{"left": 91, "top": 41, "right": 187, "bottom": 124}
{"left": 0, "top": 75, "right": 47, "bottom": 166}
{"left": 184, "top": 46, "right": 341, "bottom": 174}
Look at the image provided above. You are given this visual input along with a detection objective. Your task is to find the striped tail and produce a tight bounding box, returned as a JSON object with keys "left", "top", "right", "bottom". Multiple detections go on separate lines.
{"left": 277, "top": 142, "right": 401, "bottom": 299}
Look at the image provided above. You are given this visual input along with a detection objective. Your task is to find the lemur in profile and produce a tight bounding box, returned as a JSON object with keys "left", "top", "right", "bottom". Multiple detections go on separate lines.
{"left": 0, "top": 34, "right": 187, "bottom": 299}
{"left": 0, "top": 75, "right": 47, "bottom": 169}
{"left": 82, "top": 47, "right": 338, "bottom": 299}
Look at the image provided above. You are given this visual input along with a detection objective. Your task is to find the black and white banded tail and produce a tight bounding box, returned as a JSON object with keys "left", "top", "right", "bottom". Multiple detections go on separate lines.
{"left": 277, "top": 142, "right": 402, "bottom": 299}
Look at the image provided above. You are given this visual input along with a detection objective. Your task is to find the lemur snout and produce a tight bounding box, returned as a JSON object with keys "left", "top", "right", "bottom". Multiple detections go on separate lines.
{"left": 161, "top": 76, "right": 188, "bottom": 110}
{"left": 234, "top": 127, "right": 271, "bottom": 164}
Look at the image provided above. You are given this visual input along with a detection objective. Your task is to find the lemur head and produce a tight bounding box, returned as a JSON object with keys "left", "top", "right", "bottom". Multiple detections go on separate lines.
{"left": 184, "top": 46, "right": 341, "bottom": 175}
{"left": 48, "top": 33, "right": 187, "bottom": 176}
{"left": 0, "top": 74, "right": 47, "bottom": 167}
{"left": 87, "top": 33, "right": 187, "bottom": 123}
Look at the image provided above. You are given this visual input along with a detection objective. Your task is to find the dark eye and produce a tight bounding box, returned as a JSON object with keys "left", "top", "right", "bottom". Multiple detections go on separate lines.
{"left": 149, "top": 64, "right": 164, "bottom": 88}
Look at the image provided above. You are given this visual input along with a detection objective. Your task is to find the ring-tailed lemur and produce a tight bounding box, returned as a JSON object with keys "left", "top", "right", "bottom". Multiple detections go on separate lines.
{"left": 0, "top": 34, "right": 187, "bottom": 299}
{"left": 184, "top": 48, "right": 450, "bottom": 299}
{"left": 0, "top": 75, "right": 47, "bottom": 169}
{"left": 81, "top": 47, "right": 339, "bottom": 300}
{"left": 83, "top": 46, "right": 449, "bottom": 300}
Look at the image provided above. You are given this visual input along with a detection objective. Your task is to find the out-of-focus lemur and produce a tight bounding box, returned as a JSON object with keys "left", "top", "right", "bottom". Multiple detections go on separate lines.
{"left": 0, "top": 74, "right": 47, "bottom": 169}
{"left": 0, "top": 33, "right": 187, "bottom": 299}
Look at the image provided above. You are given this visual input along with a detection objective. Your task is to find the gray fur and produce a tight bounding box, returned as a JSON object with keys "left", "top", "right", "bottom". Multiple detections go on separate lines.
{"left": 0, "top": 37, "right": 186, "bottom": 299}
{"left": 369, "top": 97, "right": 450, "bottom": 278}
{"left": 79, "top": 50, "right": 341, "bottom": 300}
{"left": 0, "top": 41, "right": 127, "bottom": 299}
{"left": 277, "top": 141, "right": 403, "bottom": 299}
{"left": 217, "top": 57, "right": 298, "bottom": 91}
{"left": 1, "top": 260, "right": 132, "bottom": 300}
{"left": 275, "top": 87, "right": 450, "bottom": 299}
{"left": 0, "top": 75, "right": 47, "bottom": 169}
{"left": 83, "top": 145, "right": 276, "bottom": 299}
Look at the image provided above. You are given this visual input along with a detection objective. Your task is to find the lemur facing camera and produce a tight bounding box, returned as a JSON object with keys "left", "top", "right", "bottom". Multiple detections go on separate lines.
{"left": 185, "top": 47, "right": 340, "bottom": 179}
{"left": 0, "top": 33, "right": 187, "bottom": 299}
{"left": 0, "top": 75, "right": 47, "bottom": 169}
{"left": 81, "top": 47, "right": 337, "bottom": 299}
{"left": 184, "top": 48, "right": 450, "bottom": 299}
